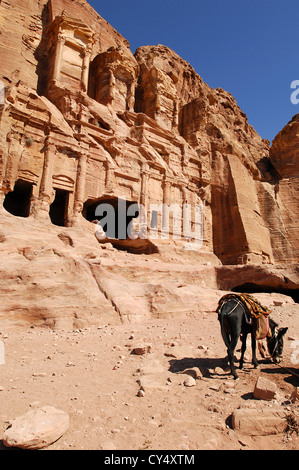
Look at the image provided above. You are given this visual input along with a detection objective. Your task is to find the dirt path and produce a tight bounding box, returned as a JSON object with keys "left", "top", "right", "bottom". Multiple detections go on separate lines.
{"left": 0, "top": 305, "right": 298, "bottom": 450}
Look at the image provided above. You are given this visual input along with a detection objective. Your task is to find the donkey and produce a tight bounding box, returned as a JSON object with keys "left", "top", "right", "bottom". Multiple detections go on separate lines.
{"left": 218, "top": 298, "right": 288, "bottom": 379}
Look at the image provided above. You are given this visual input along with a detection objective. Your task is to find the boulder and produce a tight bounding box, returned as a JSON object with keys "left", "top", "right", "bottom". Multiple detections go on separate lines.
{"left": 253, "top": 376, "right": 277, "bottom": 401}
{"left": 3, "top": 406, "right": 70, "bottom": 449}
{"left": 231, "top": 407, "right": 287, "bottom": 436}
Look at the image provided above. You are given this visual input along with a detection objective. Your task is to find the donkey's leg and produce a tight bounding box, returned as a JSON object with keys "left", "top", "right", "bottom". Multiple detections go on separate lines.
{"left": 251, "top": 333, "right": 259, "bottom": 368}
{"left": 227, "top": 335, "right": 239, "bottom": 380}
{"left": 239, "top": 332, "right": 248, "bottom": 370}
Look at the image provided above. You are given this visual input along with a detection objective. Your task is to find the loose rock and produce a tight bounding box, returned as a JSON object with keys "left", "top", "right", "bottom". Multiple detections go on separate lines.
{"left": 3, "top": 405, "right": 70, "bottom": 449}
{"left": 253, "top": 376, "right": 277, "bottom": 401}
{"left": 131, "top": 345, "right": 151, "bottom": 355}
{"left": 231, "top": 407, "right": 287, "bottom": 436}
{"left": 183, "top": 376, "right": 196, "bottom": 387}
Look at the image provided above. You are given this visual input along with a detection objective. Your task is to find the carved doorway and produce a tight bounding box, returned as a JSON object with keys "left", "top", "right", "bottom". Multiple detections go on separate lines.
{"left": 49, "top": 188, "right": 69, "bottom": 227}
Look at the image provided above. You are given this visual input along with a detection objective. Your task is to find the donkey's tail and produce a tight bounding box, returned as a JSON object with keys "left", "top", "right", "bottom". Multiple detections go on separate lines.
{"left": 218, "top": 307, "right": 231, "bottom": 349}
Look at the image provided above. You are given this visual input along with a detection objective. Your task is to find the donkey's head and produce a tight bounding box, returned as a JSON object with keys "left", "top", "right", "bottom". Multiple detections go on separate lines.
{"left": 267, "top": 319, "right": 288, "bottom": 363}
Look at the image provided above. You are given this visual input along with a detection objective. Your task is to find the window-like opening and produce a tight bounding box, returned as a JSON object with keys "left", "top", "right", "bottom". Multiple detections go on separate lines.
{"left": 150, "top": 210, "right": 158, "bottom": 229}
{"left": 49, "top": 188, "right": 69, "bottom": 227}
{"left": 3, "top": 180, "right": 33, "bottom": 217}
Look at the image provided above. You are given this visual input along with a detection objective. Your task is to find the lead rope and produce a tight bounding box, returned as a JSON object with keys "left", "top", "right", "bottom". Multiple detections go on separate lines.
{"left": 276, "top": 363, "right": 299, "bottom": 380}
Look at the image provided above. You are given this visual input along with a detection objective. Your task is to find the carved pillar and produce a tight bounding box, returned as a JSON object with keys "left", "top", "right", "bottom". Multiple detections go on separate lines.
{"left": 32, "top": 139, "right": 55, "bottom": 219}
{"left": 127, "top": 80, "right": 136, "bottom": 111}
{"left": 104, "top": 161, "right": 116, "bottom": 193}
{"left": 81, "top": 48, "right": 91, "bottom": 92}
{"left": 1, "top": 130, "right": 23, "bottom": 195}
{"left": 108, "top": 68, "right": 116, "bottom": 104}
{"left": 73, "top": 152, "right": 87, "bottom": 216}
{"left": 39, "top": 140, "right": 55, "bottom": 200}
{"left": 53, "top": 35, "right": 65, "bottom": 81}
{"left": 139, "top": 163, "right": 149, "bottom": 238}
{"left": 162, "top": 179, "right": 171, "bottom": 237}
{"left": 172, "top": 99, "right": 179, "bottom": 130}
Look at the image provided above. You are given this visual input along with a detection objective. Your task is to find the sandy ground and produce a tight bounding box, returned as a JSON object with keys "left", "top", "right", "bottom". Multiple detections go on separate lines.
{"left": 0, "top": 303, "right": 298, "bottom": 451}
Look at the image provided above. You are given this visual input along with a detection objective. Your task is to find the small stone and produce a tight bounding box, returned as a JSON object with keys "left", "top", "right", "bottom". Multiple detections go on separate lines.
{"left": 183, "top": 376, "right": 196, "bottom": 387}
{"left": 209, "top": 383, "right": 221, "bottom": 392}
{"left": 164, "top": 350, "right": 177, "bottom": 358}
{"left": 137, "top": 389, "right": 145, "bottom": 397}
{"left": 181, "top": 367, "right": 202, "bottom": 379}
{"left": 131, "top": 345, "right": 151, "bottom": 355}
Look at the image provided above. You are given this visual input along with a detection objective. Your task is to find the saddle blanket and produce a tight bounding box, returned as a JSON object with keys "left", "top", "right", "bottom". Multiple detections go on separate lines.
{"left": 217, "top": 293, "right": 271, "bottom": 340}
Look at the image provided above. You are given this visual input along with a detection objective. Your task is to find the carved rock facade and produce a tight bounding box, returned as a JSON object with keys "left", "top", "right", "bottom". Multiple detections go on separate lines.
{"left": 0, "top": 0, "right": 298, "bottom": 266}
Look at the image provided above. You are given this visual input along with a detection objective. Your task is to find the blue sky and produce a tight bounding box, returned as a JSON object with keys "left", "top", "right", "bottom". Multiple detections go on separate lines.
{"left": 88, "top": 0, "right": 299, "bottom": 143}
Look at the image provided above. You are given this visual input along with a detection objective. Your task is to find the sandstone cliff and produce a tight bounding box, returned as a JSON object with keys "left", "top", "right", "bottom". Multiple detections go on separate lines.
{"left": 0, "top": 0, "right": 298, "bottom": 326}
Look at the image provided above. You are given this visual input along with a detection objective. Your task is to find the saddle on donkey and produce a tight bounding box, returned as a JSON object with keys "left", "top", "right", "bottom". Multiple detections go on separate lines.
{"left": 217, "top": 293, "right": 272, "bottom": 340}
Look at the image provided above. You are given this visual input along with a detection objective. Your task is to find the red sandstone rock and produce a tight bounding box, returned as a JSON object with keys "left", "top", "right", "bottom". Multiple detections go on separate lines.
{"left": 232, "top": 407, "right": 287, "bottom": 436}
{"left": 3, "top": 406, "right": 69, "bottom": 449}
{"left": 0, "top": 0, "right": 298, "bottom": 327}
{"left": 253, "top": 376, "right": 277, "bottom": 401}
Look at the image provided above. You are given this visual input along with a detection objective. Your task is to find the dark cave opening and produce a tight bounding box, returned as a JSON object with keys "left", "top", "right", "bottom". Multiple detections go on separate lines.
{"left": 3, "top": 180, "right": 33, "bottom": 218}
{"left": 83, "top": 196, "right": 159, "bottom": 255}
{"left": 83, "top": 196, "right": 139, "bottom": 239}
{"left": 232, "top": 283, "right": 299, "bottom": 303}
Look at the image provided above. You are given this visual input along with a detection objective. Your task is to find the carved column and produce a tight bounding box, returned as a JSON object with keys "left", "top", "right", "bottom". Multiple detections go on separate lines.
{"left": 127, "top": 80, "right": 136, "bottom": 111}
{"left": 172, "top": 99, "right": 179, "bottom": 130}
{"left": 39, "top": 140, "right": 55, "bottom": 200}
{"left": 53, "top": 34, "right": 65, "bottom": 81}
{"left": 108, "top": 68, "right": 116, "bottom": 104}
{"left": 81, "top": 48, "right": 91, "bottom": 92}
{"left": 139, "top": 163, "right": 149, "bottom": 239}
{"left": 104, "top": 161, "right": 116, "bottom": 193}
{"left": 73, "top": 152, "right": 87, "bottom": 217}
{"left": 162, "top": 179, "right": 171, "bottom": 237}
{"left": 32, "top": 139, "right": 55, "bottom": 219}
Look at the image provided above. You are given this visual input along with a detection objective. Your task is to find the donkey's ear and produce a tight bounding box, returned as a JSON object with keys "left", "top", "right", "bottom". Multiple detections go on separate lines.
{"left": 278, "top": 327, "right": 288, "bottom": 337}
